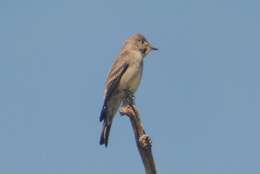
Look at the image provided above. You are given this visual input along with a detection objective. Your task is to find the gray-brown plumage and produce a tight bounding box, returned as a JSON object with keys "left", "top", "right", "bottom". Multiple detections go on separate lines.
{"left": 99, "top": 34, "right": 157, "bottom": 147}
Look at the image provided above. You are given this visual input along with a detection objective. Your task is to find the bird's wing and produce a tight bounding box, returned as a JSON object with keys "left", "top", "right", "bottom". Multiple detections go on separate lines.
{"left": 104, "top": 55, "right": 129, "bottom": 98}
{"left": 99, "top": 57, "right": 129, "bottom": 122}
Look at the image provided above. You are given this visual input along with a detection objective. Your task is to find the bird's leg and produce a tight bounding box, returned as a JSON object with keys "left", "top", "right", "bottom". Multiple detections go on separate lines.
{"left": 124, "top": 90, "right": 135, "bottom": 105}
{"left": 120, "top": 90, "right": 137, "bottom": 116}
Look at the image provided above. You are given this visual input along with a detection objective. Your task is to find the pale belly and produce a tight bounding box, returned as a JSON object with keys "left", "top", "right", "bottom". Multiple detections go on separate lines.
{"left": 119, "top": 64, "right": 143, "bottom": 93}
{"left": 128, "top": 71, "right": 142, "bottom": 92}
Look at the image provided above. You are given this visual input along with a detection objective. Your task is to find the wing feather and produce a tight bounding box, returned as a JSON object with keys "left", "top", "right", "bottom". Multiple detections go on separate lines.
{"left": 99, "top": 60, "right": 129, "bottom": 122}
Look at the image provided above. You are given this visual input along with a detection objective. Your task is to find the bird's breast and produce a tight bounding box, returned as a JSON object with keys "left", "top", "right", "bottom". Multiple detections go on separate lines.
{"left": 119, "top": 61, "right": 143, "bottom": 93}
{"left": 128, "top": 70, "right": 142, "bottom": 92}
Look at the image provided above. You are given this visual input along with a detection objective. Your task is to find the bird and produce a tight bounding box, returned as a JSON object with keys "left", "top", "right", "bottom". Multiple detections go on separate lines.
{"left": 99, "top": 33, "right": 158, "bottom": 147}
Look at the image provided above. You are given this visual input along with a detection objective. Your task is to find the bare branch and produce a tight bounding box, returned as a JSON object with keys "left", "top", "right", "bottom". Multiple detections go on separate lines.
{"left": 120, "top": 92, "right": 157, "bottom": 174}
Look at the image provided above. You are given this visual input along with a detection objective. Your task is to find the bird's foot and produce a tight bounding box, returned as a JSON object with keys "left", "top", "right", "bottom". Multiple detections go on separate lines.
{"left": 119, "top": 105, "right": 136, "bottom": 117}
{"left": 139, "top": 134, "right": 152, "bottom": 150}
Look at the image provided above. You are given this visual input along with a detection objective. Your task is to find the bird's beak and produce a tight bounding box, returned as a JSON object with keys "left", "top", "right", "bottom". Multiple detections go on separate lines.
{"left": 151, "top": 46, "right": 158, "bottom": 51}
{"left": 149, "top": 44, "right": 158, "bottom": 51}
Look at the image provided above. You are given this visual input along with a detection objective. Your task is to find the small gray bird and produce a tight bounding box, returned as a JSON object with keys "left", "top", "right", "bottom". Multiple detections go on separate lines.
{"left": 99, "top": 34, "right": 158, "bottom": 147}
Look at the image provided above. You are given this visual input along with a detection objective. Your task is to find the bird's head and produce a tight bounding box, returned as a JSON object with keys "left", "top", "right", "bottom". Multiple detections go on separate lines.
{"left": 124, "top": 34, "right": 158, "bottom": 56}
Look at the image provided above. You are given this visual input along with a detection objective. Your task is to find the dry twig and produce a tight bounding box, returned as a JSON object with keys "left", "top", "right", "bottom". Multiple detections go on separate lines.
{"left": 120, "top": 91, "right": 157, "bottom": 174}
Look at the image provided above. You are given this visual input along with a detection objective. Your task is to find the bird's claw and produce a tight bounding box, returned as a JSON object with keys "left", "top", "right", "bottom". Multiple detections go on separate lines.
{"left": 119, "top": 105, "right": 136, "bottom": 116}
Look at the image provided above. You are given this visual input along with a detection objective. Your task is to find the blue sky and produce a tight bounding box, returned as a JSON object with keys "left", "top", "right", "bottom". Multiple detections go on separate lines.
{"left": 0, "top": 0, "right": 259, "bottom": 173}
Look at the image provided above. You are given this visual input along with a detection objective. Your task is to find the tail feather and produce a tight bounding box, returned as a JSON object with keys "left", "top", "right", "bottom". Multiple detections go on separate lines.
{"left": 99, "top": 100, "right": 112, "bottom": 147}
{"left": 99, "top": 123, "right": 111, "bottom": 147}
{"left": 99, "top": 101, "right": 108, "bottom": 122}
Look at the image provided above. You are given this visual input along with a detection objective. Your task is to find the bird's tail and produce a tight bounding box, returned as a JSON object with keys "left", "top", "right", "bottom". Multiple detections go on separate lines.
{"left": 99, "top": 122, "right": 112, "bottom": 147}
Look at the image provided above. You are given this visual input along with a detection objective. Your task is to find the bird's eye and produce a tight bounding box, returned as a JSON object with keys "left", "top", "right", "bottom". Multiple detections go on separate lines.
{"left": 139, "top": 39, "right": 144, "bottom": 44}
